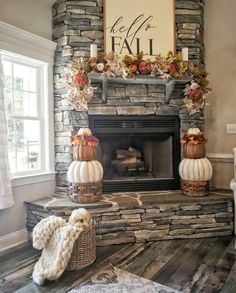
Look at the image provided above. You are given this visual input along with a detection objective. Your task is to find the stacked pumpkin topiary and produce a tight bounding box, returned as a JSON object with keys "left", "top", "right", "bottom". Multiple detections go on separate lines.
{"left": 179, "top": 128, "right": 213, "bottom": 197}
{"left": 67, "top": 128, "right": 103, "bottom": 203}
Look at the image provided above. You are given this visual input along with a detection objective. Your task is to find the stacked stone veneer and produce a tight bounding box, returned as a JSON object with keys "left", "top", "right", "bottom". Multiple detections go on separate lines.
{"left": 52, "top": 0, "right": 205, "bottom": 189}
{"left": 26, "top": 191, "right": 233, "bottom": 246}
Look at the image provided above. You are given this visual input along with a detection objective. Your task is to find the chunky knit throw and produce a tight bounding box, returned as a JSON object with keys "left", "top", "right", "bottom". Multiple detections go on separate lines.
{"left": 32, "top": 208, "right": 92, "bottom": 285}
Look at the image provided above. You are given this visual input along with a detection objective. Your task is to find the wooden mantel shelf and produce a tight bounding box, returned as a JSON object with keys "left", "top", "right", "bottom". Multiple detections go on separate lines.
{"left": 88, "top": 72, "right": 191, "bottom": 104}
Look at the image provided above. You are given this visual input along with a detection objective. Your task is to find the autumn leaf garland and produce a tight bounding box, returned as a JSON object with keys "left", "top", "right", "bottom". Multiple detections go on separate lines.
{"left": 65, "top": 51, "right": 211, "bottom": 114}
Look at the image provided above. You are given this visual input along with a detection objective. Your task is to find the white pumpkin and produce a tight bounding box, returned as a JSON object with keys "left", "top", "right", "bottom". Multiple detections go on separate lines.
{"left": 77, "top": 127, "right": 92, "bottom": 136}
{"left": 67, "top": 161, "right": 77, "bottom": 182}
{"left": 67, "top": 160, "right": 103, "bottom": 183}
{"left": 187, "top": 127, "right": 201, "bottom": 136}
{"left": 179, "top": 158, "right": 212, "bottom": 181}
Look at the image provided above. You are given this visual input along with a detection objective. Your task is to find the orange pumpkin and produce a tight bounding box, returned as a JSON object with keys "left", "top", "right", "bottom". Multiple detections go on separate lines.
{"left": 138, "top": 61, "right": 151, "bottom": 75}
{"left": 183, "top": 142, "right": 206, "bottom": 159}
{"left": 73, "top": 144, "right": 97, "bottom": 161}
{"left": 129, "top": 63, "right": 138, "bottom": 74}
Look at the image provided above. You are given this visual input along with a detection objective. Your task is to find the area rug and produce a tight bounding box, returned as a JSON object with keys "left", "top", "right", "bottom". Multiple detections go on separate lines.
{"left": 68, "top": 264, "right": 182, "bottom": 293}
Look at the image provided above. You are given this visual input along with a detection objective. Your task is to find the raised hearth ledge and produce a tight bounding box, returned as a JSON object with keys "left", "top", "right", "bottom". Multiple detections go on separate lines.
{"left": 25, "top": 190, "right": 233, "bottom": 246}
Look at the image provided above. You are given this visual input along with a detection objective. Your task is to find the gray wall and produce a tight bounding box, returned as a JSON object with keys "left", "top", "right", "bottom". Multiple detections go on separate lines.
{"left": 204, "top": 0, "right": 236, "bottom": 188}
{"left": 0, "top": 0, "right": 53, "bottom": 39}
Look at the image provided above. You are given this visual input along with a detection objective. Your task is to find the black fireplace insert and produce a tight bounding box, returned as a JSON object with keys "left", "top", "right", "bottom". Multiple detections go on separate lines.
{"left": 89, "top": 115, "right": 181, "bottom": 193}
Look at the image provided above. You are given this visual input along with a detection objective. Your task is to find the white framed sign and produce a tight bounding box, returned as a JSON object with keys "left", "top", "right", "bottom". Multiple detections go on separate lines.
{"left": 104, "top": 0, "right": 175, "bottom": 57}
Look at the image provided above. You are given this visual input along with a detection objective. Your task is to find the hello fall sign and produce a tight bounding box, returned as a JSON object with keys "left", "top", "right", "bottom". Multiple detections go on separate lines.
{"left": 104, "top": 0, "right": 175, "bottom": 57}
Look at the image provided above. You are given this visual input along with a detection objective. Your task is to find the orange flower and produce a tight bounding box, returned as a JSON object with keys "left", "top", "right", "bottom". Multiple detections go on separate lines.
{"left": 74, "top": 73, "right": 89, "bottom": 89}
{"left": 188, "top": 87, "right": 203, "bottom": 101}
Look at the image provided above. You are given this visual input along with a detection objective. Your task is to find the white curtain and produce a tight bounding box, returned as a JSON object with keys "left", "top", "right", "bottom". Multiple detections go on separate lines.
{"left": 0, "top": 56, "right": 14, "bottom": 209}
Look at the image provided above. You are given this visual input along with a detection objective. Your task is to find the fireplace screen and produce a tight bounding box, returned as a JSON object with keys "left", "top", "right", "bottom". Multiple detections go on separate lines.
{"left": 89, "top": 115, "right": 180, "bottom": 192}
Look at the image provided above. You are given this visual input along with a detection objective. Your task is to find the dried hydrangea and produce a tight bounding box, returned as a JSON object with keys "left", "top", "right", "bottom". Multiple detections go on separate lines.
{"left": 65, "top": 58, "right": 95, "bottom": 110}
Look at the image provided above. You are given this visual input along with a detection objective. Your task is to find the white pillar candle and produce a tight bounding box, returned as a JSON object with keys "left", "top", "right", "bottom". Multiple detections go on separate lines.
{"left": 90, "top": 44, "right": 97, "bottom": 58}
{"left": 182, "top": 47, "right": 189, "bottom": 61}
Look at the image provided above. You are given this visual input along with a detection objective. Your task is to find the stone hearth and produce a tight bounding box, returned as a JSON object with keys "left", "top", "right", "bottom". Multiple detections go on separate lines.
{"left": 25, "top": 190, "right": 233, "bottom": 246}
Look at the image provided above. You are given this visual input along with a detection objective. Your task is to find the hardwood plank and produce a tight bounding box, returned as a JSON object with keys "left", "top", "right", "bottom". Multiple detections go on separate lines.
{"left": 2, "top": 244, "right": 125, "bottom": 293}
{"left": 225, "top": 237, "right": 236, "bottom": 255}
{"left": 221, "top": 261, "right": 236, "bottom": 293}
{"left": 140, "top": 239, "right": 191, "bottom": 281}
{"left": 165, "top": 238, "right": 216, "bottom": 291}
{"left": 183, "top": 236, "right": 232, "bottom": 293}
{"left": 0, "top": 261, "right": 35, "bottom": 293}
{"left": 116, "top": 242, "right": 148, "bottom": 270}
{"left": 0, "top": 254, "right": 41, "bottom": 280}
{"left": 0, "top": 242, "right": 39, "bottom": 278}
{"left": 14, "top": 243, "right": 142, "bottom": 293}
{"left": 124, "top": 241, "right": 164, "bottom": 276}
{"left": 64, "top": 243, "right": 145, "bottom": 292}
{"left": 1, "top": 237, "right": 236, "bottom": 292}
{"left": 199, "top": 242, "right": 236, "bottom": 293}
{"left": 61, "top": 243, "right": 148, "bottom": 293}
{"left": 153, "top": 239, "right": 203, "bottom": 285}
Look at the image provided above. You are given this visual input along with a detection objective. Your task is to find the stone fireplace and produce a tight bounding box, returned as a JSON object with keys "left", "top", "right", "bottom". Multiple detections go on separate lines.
{"left": 24, "top": 0, "right": 234, "bottom": 245}
{"left": 52, "top": 0, "right": 205, "bottom": 191}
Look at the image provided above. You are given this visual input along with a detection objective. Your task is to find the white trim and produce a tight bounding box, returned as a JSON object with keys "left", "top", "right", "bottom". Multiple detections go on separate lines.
{"left": 0, "top": 229, "right": 28, "bottom": 252}
{"left": 207, "top": 153, "right": 234, "bottom": 159}
{"left": 230, "top": 178, "right": 236, "bottom": 191}
{"left": 207, "top": 153, "right": 234, "bottom": 163}
{"left": 44, "top": 63, "right": 55, "bottom": 173}
{"left": 0, "top": 21, "right": 57, "bottom": 63}
{"left": 230, "top": 179, "right": 236, "bottom": 235}
{"left": 12, "top": 172, "right": 56, "bottom": 187}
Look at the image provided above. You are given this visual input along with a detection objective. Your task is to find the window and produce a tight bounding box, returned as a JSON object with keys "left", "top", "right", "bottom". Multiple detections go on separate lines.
{"left": 1, "top": 53, "right": 46, "bottom": 175}
{"left": 0, "top": 21, "right": 56, "bottom": 184}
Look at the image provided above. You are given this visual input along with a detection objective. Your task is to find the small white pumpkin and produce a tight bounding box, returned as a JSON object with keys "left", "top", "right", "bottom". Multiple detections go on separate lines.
{"left": 67, "top": 160, "right": 103, "bottom": 183}
{"left": 190, "top": 82, "right": 199, "bottom": 89}
{"left": 179, "top": 158, "right": 212, "bottom": 181}
{"left": 97, "top": 63, "right": 105, "bottom": 72}
{"left": 187, "top": 127, "right": 201, "bottom": 136}
{"left": 77, "top": 127, "right": 92, "bottom": 136}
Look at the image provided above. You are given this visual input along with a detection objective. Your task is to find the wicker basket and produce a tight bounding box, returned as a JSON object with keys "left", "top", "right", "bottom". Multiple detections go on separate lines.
{"left": 66, "top": 224, "right": 96, "bottom": 271}
{"left": 73, "top": 144, "right": 97, "bottom": 161}
{"left": 181, "top": 180, "right": 209, "bottom": 197}
{"left": 68, "top": 181, "right": 102, "bottom": 203}
{"left": 183, "top": 143, "right": 206, "bottom": 159}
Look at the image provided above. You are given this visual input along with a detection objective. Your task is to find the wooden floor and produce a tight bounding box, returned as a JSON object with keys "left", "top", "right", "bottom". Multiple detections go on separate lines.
{"left": 1, "top": 236, "right": 236, "bottom": 293}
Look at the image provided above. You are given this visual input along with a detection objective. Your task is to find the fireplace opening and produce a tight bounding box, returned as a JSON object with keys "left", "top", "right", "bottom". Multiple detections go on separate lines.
{"left": 89, "top": 115, "right": 181, "bottom": 192}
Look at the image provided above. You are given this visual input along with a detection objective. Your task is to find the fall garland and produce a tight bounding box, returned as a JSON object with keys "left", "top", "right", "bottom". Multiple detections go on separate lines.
{"left": 65, "top": 51, "right": 211, "bottom": 114}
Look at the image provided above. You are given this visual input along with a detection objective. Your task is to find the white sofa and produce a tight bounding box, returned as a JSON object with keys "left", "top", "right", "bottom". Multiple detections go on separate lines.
{"left": 230, "top": 147, "right": 236, "bottom": 234}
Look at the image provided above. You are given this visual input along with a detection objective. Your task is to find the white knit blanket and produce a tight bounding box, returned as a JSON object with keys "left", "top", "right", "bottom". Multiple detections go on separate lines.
{"left": 32, "top": 208, "right": 92, "bottom": 285}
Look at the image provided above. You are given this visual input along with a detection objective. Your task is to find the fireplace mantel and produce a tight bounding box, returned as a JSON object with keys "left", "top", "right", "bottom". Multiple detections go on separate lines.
{"left": 89, "top": 73, "right": 191, "bottom": 103}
